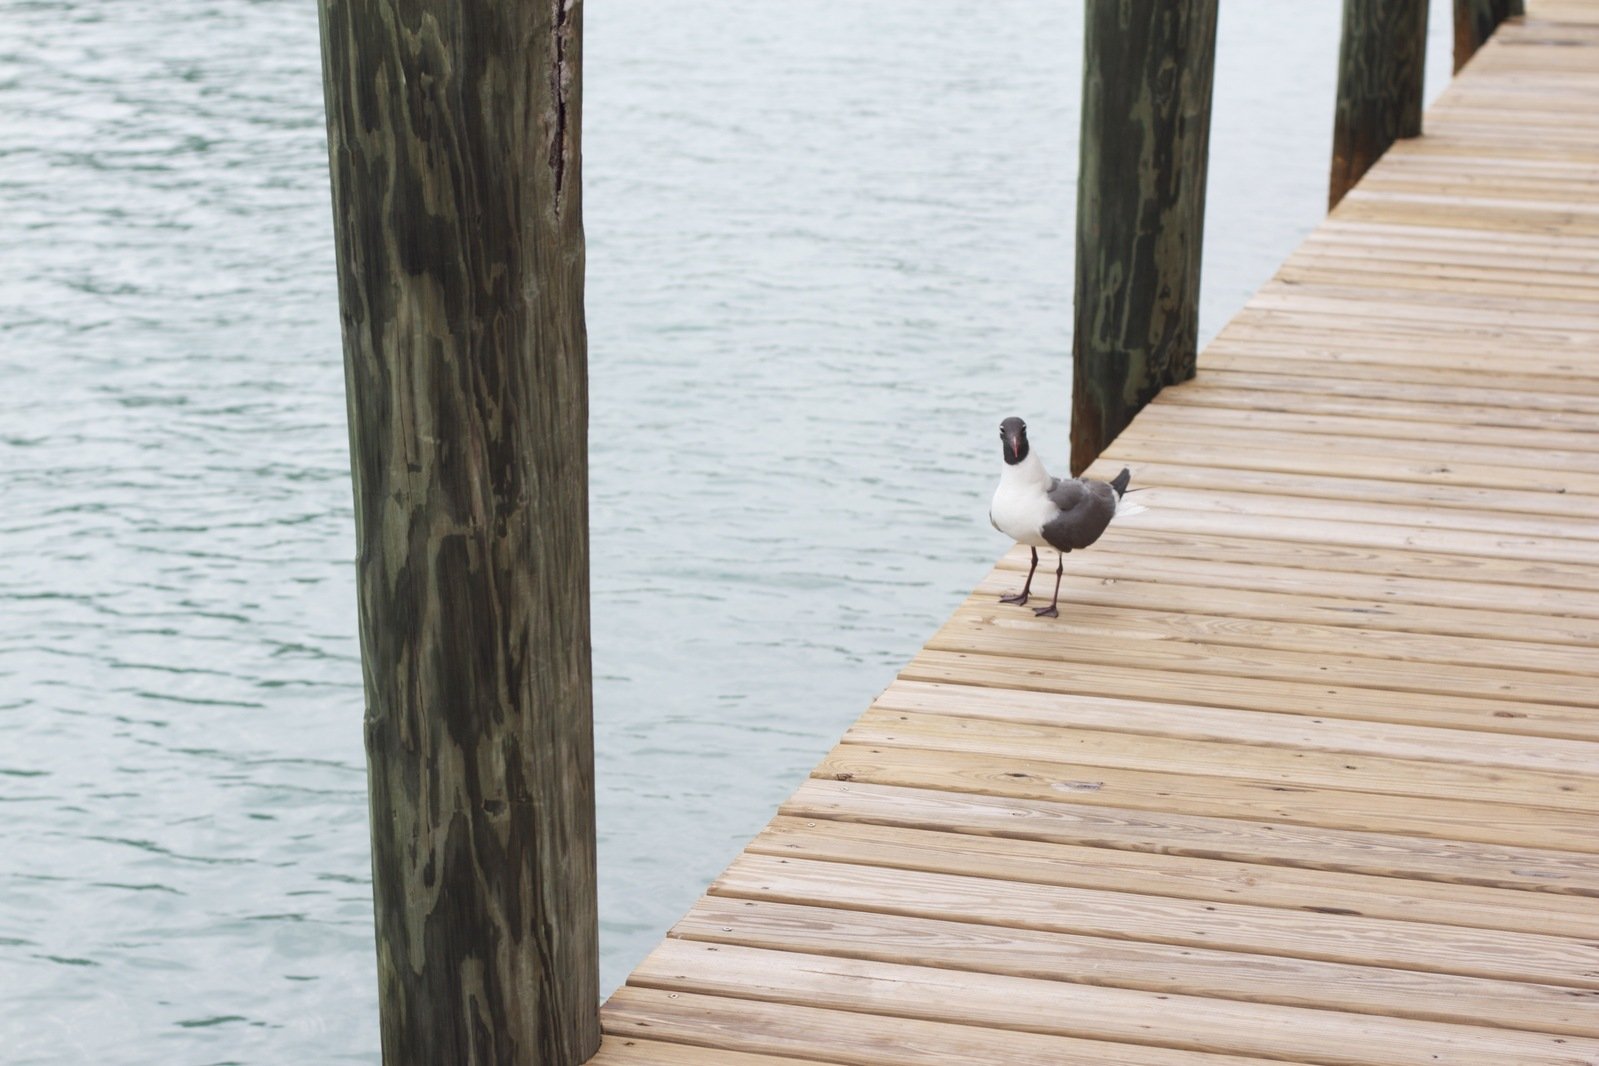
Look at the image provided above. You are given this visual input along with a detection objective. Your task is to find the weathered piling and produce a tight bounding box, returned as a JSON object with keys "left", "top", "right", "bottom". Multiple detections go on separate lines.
{"left": 1456, "top": 0, "right": 1527, "bottom": 71}
{"left": 316, "top": 1, "right": 599, "bottom": 1063}
{"left": 1071, "top": 0, "right": 1219, "bottom": 477}
{"left": 1329, "top": 0, "right": 1430, "bottom": 209}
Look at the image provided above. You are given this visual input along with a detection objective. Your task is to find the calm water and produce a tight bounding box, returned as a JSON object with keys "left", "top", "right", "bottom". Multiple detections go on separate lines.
{"left": 1, "top": 2, "right": 1454, "bottom": 1061}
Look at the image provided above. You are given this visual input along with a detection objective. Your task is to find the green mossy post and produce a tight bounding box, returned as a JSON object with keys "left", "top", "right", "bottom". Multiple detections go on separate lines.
{"left": 1330, "top": 0, "right": 1430, "bottom": 210}
{"left": 316, "top": 1, "right": 600, "bottom": 1063}
{"left": 1455, "top": 0, "right": 1526, "bottom": 72}
{"left": 1071, "top": 0, "right": 1219, "bottom": 477}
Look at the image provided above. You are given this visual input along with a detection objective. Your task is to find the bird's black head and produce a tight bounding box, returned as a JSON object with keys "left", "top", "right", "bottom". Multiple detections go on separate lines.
{"left": 999, "top": 417, "right": 1029, "bottom": 465}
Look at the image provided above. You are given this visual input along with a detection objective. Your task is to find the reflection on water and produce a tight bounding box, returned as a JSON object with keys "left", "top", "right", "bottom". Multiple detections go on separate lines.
{"left": 0, "top": 0, "right": 1453, "bottom": 1060}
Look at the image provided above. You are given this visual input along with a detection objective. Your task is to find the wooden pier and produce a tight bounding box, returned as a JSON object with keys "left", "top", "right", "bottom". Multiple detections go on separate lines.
{"left": 594, "top": 7, "right": 1599, "bottom": 1064}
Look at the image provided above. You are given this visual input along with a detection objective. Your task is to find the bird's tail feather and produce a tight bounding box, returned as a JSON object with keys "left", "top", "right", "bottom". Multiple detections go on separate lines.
{"left": 1109, "top": 467, "right": 1132, "bottom": 497}
{"left": 1110, "top": 467, "right": 1142, "bottom": 518}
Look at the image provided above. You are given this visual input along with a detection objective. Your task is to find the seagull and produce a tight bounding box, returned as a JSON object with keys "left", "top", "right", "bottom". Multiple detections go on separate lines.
{"left": 988, "top": 416, "right": 1142, "bottom": 617}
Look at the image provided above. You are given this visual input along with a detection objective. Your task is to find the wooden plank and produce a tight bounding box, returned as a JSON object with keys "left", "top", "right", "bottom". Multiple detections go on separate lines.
{"left": 1114, "top": 477, "right": 1599, "bottom": 546}
{"left": 631, "top": 941, "right": 1599, "bottom": 1066}
{"left": 1067, "top": 494, "right": 1599, "bottom": 572}
{"left": 815, "top": 742, "right": 1599, "bottom": 853}
{"left": 1234, "top": 313, "right": 1599, "bottom": 354}
{"left": 1091, "top": 444, "right": 1599, "bottom": 516}
{"left": 1333, "top": 193, "right": 1599, "bottom": 237}
{"left": 673, "top": 897, "right": 1599, "bottom": 1036}
{"left": 1185, "top": 365, "right": 1599, "bottom": 416}
{"left": 928, "top": 609, "right": 1599, "bottom": 710}
{"left": 875, "top": 679, "right": 1599, "bottom": 775}
{"left": 1298, "top": 225, "right": 1599, "bottom": 255}
{"left": 1388, "top": 127, "right": 1599, "bottom": 147}
{"left": 1292, "top": 249, "right": 1599, "bottom": 283}
{"left": 1083, "top": 470, "right": 1599, "bottom": 540}
{"left": 1322, "top": 185, "right": 1599, "bottom": 216}
{"left": 1115, "top": 416, "right": 1599, "bottom": 478}
{"left": 1155, "top": 384, "right": 1599, "bottom": 435}
{"left": 1294, "top": 241, "right": 1599, "bottom": 277}
{"left": 712, "top": 855, "right": 1599, "bottom": 991}
{"left": 1074, "top": 526, "right": 1599, "bottom": 603}
{"left": 1316, "top": 213, "right": 1599, "bottom": 251}
{"left": 1351, "top": 180, "right": 1599, "bottom": 205}
{"left": 906, "top": 647, "right": 1599, "bottom": 744}
{"left": 1241, "top": 286, "right": 1599, "bottom": 331}
{"left": 1209, "top": 331, "right": 1599, "bottom": 380}
{"left": 1211, "top": 331, "right": 1599, "bottom": 377}
{"left": 986, "top": 552, "right": 1599, "bottom": 648}
{"left": 965, "top": 571, "right": 1599, "bottom": 678}
{"left": 1131, "top": 400, "right": 1599, "bottom": 455}
{"left": 1367, "top": 139, "right": 1599, "bottom": 165}
{"left": 588, "top": 1036, "right": 818, "bottom": 1066}
{"left": 603, "top": 987, "right": 1303, "bottom": 1066}
{"left": 1386, "top": 120, "right": 1599, "bottom": 145}
{"left": 782, "top": 779, "right": 1599, "bottom": 896}
{"left": 845, "top": 706, "right": 1599, "bottom": 813}
{"left": 1278, "top": 267, "right": 1599, "bottom": 303}
{"left": 1357, "top": 171, "right": 1599, "bottom": 197}
{"left": 1206, "top": 349, "right": 1599, "bottom": 398}
{"left": 1346, "top": 149, "right": 1599, "bottom": 176}
{"left": 1349, "top": 175, "right": 1599, "bottom": 201}
{"left": 1003, "top": 537, "right": 1599, "bottom": 621}
{"left": 750, "top": 815, "right": 1599, "bottom": 940}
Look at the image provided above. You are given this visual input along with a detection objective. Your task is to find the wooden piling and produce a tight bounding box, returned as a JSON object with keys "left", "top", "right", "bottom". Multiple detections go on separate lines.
{"left": 1455, "top": 0, "right": 1527, "bottom": 72}
{"left": 1329, "top": 0, "right": 1430, "bottom": 210}
{"left": 316, "top": 1, "right": 600, "bottom": 1063}
{"left": 1071, "top": 0, "right": 1219, "bottom": 477}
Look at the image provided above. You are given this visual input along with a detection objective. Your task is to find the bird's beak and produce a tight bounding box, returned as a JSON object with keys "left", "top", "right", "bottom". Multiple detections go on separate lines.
{"left": 1007, "top": 432, "right": 1021, "bottom": 460}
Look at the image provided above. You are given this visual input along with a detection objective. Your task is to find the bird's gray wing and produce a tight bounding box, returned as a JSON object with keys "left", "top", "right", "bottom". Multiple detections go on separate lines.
{"left": 1041, "top": 478, "right": 1116, "bottom": 552}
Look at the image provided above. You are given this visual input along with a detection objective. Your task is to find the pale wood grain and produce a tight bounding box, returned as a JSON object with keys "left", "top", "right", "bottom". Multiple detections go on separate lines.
{"left": 906, "top": 646, "right": 1599, "bottom": 742}
{"left": 781, "top": 779, "right": 1599, "bottom": 896}
{"left": 815, "top": 742, "right": 1599, "bottom": 853}
{"left": 709, "top": 855, "right": 1599, "bottom": 990}
{"left": 587, "top": 1036, "right": 818, "bottom": 1066}
{"left": 966, "top": 572, "right": 1599, "bottom": 678}
{"left": 673, "top": 897, "right": 1599, "bottom": 1035}
{"left": 1064, "top": 527, "right": 1599, "bottom": 602}
{"left": 602, "top": 987, "right": 1305, "bottom": 1066}
{"left": 847, "top": 706, "right": 1599, "bottom": 812}
{"left": 750, "top": 815, "right": 1599, "bottom": 939}
{"left": 928, "top": 612, "right": 1599, "bottom": 710}
{"left": 630, "top": 941, "right": 1599, "bottom": 1066}
{"left": 875, "top": 679, "right": 1599, "bottom": 773}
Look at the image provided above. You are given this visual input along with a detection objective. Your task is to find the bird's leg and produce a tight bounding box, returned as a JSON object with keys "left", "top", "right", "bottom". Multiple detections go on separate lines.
{"left": 1033, "top": 552, "right": 1064, "bottom": 618}
{"left": 1000, "top": 546, "right": 1037, "bottom": 605}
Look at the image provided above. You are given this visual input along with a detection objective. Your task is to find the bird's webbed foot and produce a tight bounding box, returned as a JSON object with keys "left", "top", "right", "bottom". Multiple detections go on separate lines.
{"left": 1032, "top": 605, "right": 1059, "bottom": 618}
{"left": 999, "top": 591, "right": 1030, "bottom": 605}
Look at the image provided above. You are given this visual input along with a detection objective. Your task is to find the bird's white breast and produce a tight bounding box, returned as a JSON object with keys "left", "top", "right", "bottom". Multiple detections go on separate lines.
{"left": 990, "top": 455, "right": 1055, "bottom": 547}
